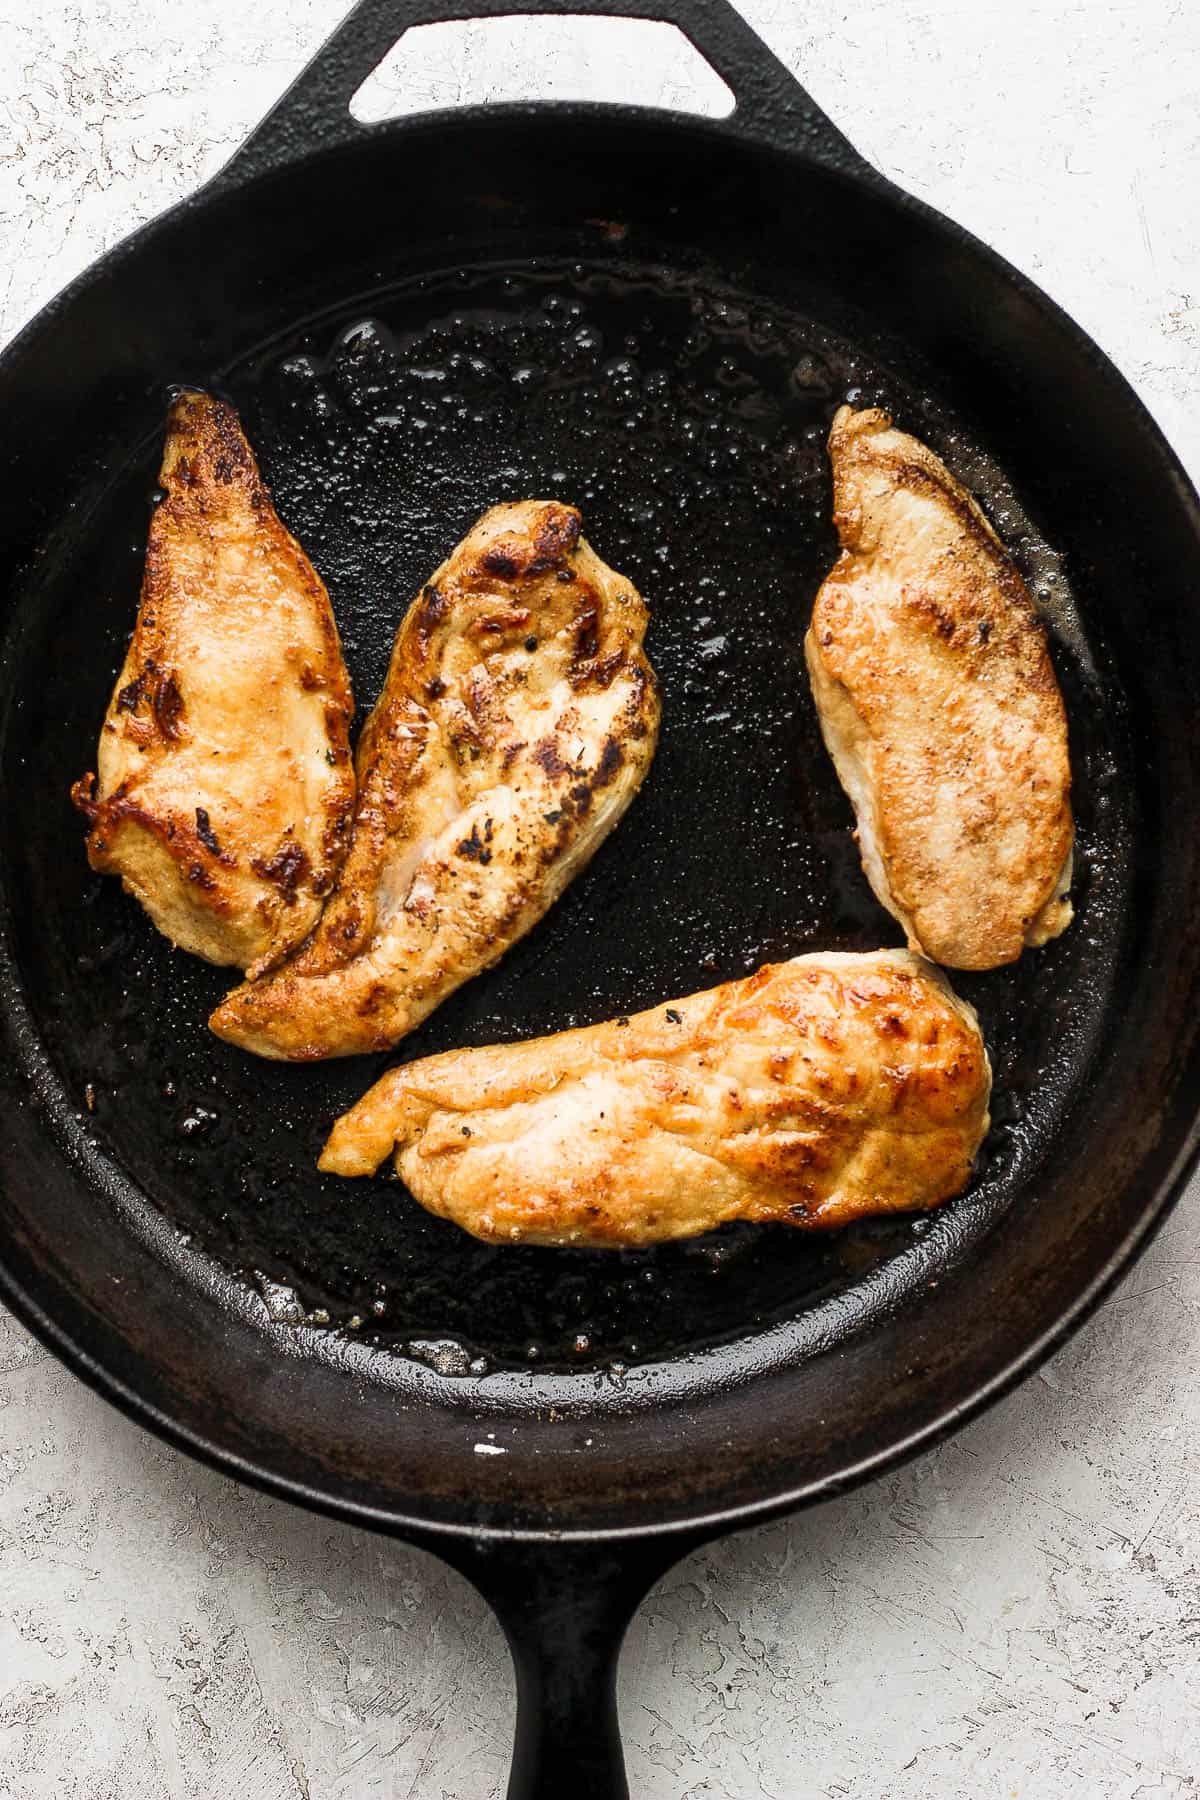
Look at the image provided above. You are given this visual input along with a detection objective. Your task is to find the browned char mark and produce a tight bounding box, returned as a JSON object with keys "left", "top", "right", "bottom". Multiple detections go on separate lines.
{"left": 111, "top": 666, "right": 186, "bottom": 742}
{"left": 413, "top": 584, "right": 450, "bottom": 656}
{"left": 251, "top": 840, "right": 310, "bottom": 900}
{"left": 76, "top": 783, "right": 238, "bottom": 906}
{"left": 529, "top": 505, "right": 582, "bottom": 572}
{"left": 478, "top": 505, "right": 582, "bottom": 581}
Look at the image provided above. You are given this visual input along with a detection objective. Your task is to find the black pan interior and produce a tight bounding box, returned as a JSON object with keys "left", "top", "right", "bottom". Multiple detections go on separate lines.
{"left": 6, "top": 255, "right": 1128, "bottom": 1374}
{"left": 0, "top": 113, "right": 1195, "bottom": 1531}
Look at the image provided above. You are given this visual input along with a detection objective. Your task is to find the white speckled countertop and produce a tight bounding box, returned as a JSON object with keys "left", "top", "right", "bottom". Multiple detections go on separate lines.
{"left": 1, "top": 2, "right": 1198, "bottom": 1794}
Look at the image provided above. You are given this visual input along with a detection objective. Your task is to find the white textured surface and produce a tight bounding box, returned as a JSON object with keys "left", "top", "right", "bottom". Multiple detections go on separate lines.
{"left": 1, "top": 2, "right": 1199, "bottom": 1794}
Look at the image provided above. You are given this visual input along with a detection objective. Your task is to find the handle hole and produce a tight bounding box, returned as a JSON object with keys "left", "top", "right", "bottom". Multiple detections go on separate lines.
{"left": 350, "top": 16, "right": 735, "bottom": 123}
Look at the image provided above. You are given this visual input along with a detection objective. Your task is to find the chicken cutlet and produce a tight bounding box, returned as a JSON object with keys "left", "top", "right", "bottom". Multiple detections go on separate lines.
{"left": 320, "top": 950, "right": 990, "bottom": 1247}
{"left": 210, "top": 500, "right": 660, "bottom": 1060}
{"left": 805, "top": 405, "right": 1073, "bottom": 971}
{"left": 72, "top": 391, "right": 355, "bottom": 975}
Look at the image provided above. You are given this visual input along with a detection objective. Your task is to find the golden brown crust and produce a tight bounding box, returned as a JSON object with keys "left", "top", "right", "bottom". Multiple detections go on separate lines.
{"left": 72, "top": 391, "right": 355, "bottom": 973}
{"left": 319, "top": 949, "right": 991, "bottom": 1248}
{"left": 209, "top": 501, "right": 660, "bottom": 1059}
{"left": 805, "top": 406, "right": 1074, "bottom": 970}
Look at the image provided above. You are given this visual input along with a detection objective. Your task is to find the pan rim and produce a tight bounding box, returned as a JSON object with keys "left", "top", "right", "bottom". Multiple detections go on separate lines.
{"left": 2, "top": 100, "right": 1200, "bottom": 1541}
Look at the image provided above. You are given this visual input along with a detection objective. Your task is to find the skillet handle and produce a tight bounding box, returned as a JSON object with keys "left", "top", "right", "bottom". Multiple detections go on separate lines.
{"left": 213, "top": 0, "right": 869, "bottom": 189}
{"left": 438, "top": 1534, "right": 693, "bottom": 1800}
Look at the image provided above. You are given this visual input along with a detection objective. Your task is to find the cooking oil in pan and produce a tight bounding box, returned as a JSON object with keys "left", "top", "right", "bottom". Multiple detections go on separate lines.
{"left": 9, "top": 258, "right": 1133, "bottom": 1377}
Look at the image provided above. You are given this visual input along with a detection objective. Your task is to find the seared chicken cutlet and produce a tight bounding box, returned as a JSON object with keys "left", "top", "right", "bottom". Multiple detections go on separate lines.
{"left": 320, "top": 950, "right": 991, "bottom": 1247}
{"left": 210, "top": 501, "right": 659, "bottom": 1060}
{"left": 72, "top": 391, "right": 355, "bottom": 975}
{"left": 806, "top": 406, "right": 1073, "bottom": 970}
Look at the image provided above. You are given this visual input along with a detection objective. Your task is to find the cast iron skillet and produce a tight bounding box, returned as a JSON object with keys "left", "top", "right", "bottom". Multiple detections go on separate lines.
{"left": 2, "top": 1, "right": 1200, "bottom": 1792}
